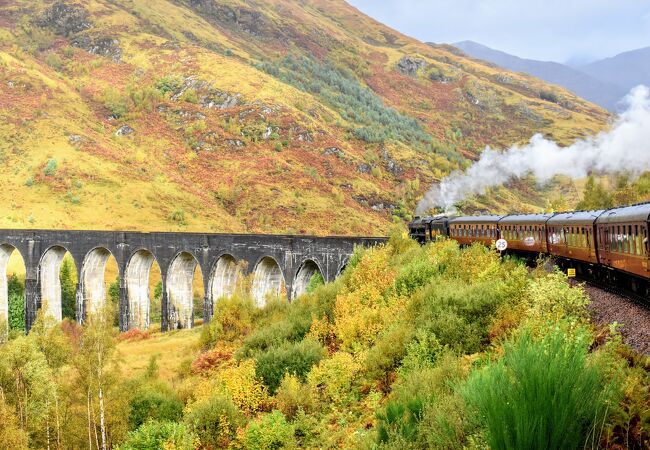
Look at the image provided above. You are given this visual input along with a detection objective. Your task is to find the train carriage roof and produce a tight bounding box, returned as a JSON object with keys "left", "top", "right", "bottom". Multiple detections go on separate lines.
{"left": 449, "top": 215, "right": 504, "bottom": 224}
{"left": 547, "top": 210, "right": 604, "bottom": 226}
{"left": 596, "top": 203, "right": 650, "bottom": 224}
{"left": 498, "top": 213, "right": 555, "bottom": 224}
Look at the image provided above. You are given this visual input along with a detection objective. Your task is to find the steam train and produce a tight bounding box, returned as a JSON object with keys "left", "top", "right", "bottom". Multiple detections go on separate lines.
{"left": 408, "top": 202, "right": 650, "bottom": 296}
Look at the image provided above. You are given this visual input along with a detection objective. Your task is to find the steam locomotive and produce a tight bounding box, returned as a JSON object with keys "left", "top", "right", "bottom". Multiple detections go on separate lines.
{"left": 408, "top": 202, "right": 650, "bottom": 296}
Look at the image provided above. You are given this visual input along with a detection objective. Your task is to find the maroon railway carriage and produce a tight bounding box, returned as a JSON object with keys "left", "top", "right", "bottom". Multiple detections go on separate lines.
{"left": 448, "top": 215, "right": 502, "bottom": 246}
{"left": 546, "top": 210, "right": 604, "bottom": 265}
{"left": 498, "top": 213, "right": 554, "bottom": 254}
{"left": 596, "top": 203, "right": 650, "bottom": 281}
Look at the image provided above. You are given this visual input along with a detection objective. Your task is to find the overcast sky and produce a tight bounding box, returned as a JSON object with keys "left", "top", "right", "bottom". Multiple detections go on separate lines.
{"left": 347, "top": 0, "right": 650, "bottom": 64}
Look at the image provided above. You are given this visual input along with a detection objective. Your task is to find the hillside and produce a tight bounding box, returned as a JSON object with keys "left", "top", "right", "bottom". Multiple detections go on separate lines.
{"left": 0, "top": 0, "right": 610, "bottom": 235}
{"left": 453, "top": 40, "right": 626, "bottom": 112}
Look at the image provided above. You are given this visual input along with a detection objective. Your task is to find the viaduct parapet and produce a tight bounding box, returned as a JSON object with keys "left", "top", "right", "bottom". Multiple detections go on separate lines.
{"left": 0, "top": 229, "right": 385, "bottom": 332}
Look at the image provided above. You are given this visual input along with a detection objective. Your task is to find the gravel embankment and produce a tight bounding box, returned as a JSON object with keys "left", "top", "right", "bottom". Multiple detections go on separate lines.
{"left": 584, "top": 285, "right": 650, "bottom": 355}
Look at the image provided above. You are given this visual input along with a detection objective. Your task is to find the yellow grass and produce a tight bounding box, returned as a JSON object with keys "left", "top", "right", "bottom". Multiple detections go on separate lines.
{"left": 116, "top": 327, "right": 202, "bottom": 382}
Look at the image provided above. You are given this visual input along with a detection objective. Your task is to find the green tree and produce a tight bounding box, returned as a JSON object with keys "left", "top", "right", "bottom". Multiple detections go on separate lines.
{"left": 0, "top": 395, "right": 29, "bottom": 449}
{"left": 577, "top": 175, "right": 612, "bottom": 210}
{"left": 612, "top": 174, "right": 639, "bottom": 206}
{"left": 0, "top": 335, "right": 57, "bottom": 447}
{"left": 73, "top": 305, "right": 126, "bottom": 450}
{"left": 117, "top": 420, "right": 196, "bottom": 450}
{"left": 60, "top": 258, "right": 76, "bottom": 321}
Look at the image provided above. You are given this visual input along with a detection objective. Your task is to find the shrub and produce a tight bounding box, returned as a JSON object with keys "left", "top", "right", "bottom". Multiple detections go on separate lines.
{"left": 363, "top": 323, "right": 412, "bottom": 385}
{"left": 44, "top": 52, "right": 63, "bottom": 71}
{"left": 243, "top": 410, "right": 296, "bottom": 450}
{"left": 411, "top": 280, "right": 507, "bottom": 354}
{"left": 525, "top": 270, "right": 590, "bottom": 326}
{"left": 306, "top": 272, "right": 324, "bottom": 294}
{"left": 238, "top": 316, "right": 312, "bottom": 359}
{"left": 399, "top": 329, "right": 443, "bottom": 374}
{"left": 184, "top": 394, "right": 243, "bottom": 448}
{"left": 199, "top": 294, "right": 256, "bottom": 348}
{"left": 128, "top": 385, "right": 183, "bottom": 430}
{"left": 8, "top": 293, "right": 24, "bottom": 331}
{"left": 117, "top": 420, "right": 196, "bottom": 450}
{"left": 156, "top": 74, "right": 184, "bottom": 96}
{"left": 307, "top": 351, "right": 362, "bottom": 407}
{"left": 462, "top": 326, "right": 617, "bottom": 450}
{"left": 191, "top": 346, "right": 232, "bottom": 374}
{"left": 394, "top": 258, "right": 438, "bottom": 296}
{"left": 255, "top": 339, "right": 325, "bottom": 394}
{"left": 540, "top": 89, "right": 559, "bottom": 103}
{"left": 217, "top": 359, "right": 269, "bottom": 416}
{"left": 43, "top": 158, "right": 57, "bottom": 176}
{"left": 376, "top": 353, "right": 471, "bottom": 448}
{"left": 275, "top": 373, "right": 314, "bottom": 419}
{"left": 333, "top": 246, "right": 401, "bottom": 352}
{"left": 376, "top": 398, "right": 425, "bottom": 444}
{"left": 103, "top": 87, "right": 129, "bottom": 118}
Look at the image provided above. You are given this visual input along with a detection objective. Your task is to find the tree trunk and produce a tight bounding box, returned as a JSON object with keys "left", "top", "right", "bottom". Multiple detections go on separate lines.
{"left": 87, "top": 389, "right": 93, "bottom": 450}
{"left": 98, "top": 387, "right": 107, "bottom": 450}
{"left": 55, "top": 393, "right": 61, "bottom": 449}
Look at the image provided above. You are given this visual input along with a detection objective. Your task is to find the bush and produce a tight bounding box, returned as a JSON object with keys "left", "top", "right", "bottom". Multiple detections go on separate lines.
{"left": 411, "top": 280, "right": 506, "bottom": 354}
{"left": 364, "top": 324, "right": 412, "bottom": 384}
{"left": 8, "top": 293, "right": 24, "bottom": 331}
{"left": 462, "top": 326, "right": 617, "bottom": 450}
{"left": 199, "top": 294, "right": 256, "bottom": 348}
{"left": 238, "top": 315, "right": 312, "bottom": 359}
{"left": 307, "top": 351, "right": 362, "bottom": 407}
{"left": 117, "top": 420, "right": 196, "bottom": 450}
{"left": 103, "top": 87, "right": 129, "bottom": 118}
{"left": 255, "top": 339, "right": 325, "bottom": 394}
{"left": 243, "top": 410, "right": 296, "bottom": 450}
{"left": 275, "top": 374, "right": 314, "bottom": 419}
{"left": 376, "top": 353, "right": 471, "bottom": 448}
{"left": 128, "top": 385, "right": 184, "bottom": 430}
{"left": 184, "top": 394, "right": 243, "bottom": 448}
{"left": 306, "top": 272, "right": 324, "bottom": 294}
{"left": 156, "top": 74, "right": 184, "bottom": 96}
{"left": 43, "top": 158, "right": 57, "bottom": 176}
{"left": 539, "top": 89, "right": 559, "bottom": 103}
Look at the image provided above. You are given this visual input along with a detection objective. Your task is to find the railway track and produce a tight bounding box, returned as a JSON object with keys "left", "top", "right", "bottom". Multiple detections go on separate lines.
{"left": 572, "top": 275, "right": 650, "bottom": 355}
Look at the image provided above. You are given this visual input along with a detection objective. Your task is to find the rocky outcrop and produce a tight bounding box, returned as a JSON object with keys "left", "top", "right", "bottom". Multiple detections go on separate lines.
{"left": 71, "top": 35, "right": 122, "bottom": 62}
{"left": 397, "top": 56, "right": 427, "bottom": 76}
{"left": 323, "top": 147, "right": 345, "bottom": 158}
{"left": 36, "top": 1, "right": 92, "bottom": 36}
{"left": 115, "top": 125, "right": 134, "bottom": 136}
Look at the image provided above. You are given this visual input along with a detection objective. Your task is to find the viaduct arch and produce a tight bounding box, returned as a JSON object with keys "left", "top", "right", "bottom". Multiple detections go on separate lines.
{"left": 0, "top": 230, "right": 384, "bottom": 332}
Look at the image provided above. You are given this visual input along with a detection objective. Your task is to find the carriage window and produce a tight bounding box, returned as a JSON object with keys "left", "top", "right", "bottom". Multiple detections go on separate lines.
{"left": 635, "top": 225, "right": 642, "bottom": 255}
{"left": 643, "top": 227, "right": 648, "bottom": 256}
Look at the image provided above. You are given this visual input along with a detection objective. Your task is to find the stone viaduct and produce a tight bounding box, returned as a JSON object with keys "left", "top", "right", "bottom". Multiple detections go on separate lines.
{"left": 0, "top": 229, "right": 385, "bottom": 333}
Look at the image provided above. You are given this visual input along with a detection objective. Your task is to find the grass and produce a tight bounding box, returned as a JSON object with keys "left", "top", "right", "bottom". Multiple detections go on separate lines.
{"left": 117, "top": 327, "right": 202, "bottom": 382}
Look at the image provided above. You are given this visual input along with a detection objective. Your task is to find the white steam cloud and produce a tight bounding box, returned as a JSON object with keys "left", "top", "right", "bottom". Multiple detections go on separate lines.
{"left": 417, "top": 85, "right": 650, "bottom": 213}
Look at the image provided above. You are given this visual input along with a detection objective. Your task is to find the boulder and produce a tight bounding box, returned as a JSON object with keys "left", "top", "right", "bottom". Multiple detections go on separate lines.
{"left": 115, "top": 125, "right": 134, "bottom": 136}
{"left": 397, "top": 56, "right": 427, "bottom": 76}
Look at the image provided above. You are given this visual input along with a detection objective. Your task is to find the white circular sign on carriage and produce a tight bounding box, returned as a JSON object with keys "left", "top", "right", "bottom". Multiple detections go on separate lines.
{"left": 496, "top": 239, "right": 508, "bottom": 251}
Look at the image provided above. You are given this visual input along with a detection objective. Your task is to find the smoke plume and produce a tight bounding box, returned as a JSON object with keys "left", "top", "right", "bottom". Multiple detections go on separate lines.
{"left": 417, "top": 85, "right": 650, "bottom": 213}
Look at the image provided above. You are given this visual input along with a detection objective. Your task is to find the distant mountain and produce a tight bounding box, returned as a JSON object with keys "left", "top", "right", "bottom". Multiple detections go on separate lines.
{"left": 453, "top": 41, "right": 627, "bottom": 112}
{"left": 579, "top": 47, "right": 650, "bottom": 96}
